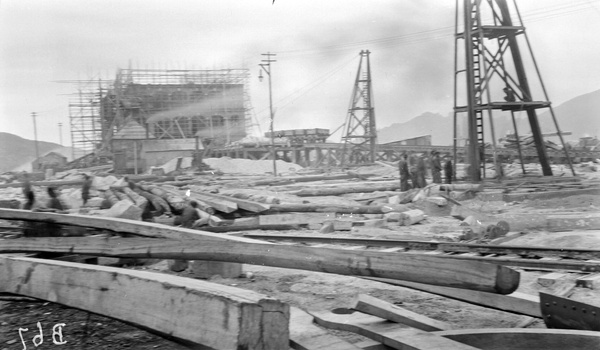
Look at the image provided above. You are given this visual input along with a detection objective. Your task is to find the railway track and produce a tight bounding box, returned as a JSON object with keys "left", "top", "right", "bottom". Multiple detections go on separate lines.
{"left": 243, "top": 234, "right": 600, "bottom": 272}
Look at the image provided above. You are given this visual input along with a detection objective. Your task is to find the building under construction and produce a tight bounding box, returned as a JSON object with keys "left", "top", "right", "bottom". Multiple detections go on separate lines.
{"left": 69, "top": 68, "right": 251, "bottom": 172}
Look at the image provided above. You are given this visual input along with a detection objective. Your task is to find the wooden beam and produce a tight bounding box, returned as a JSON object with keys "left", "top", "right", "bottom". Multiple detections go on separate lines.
{"left": 0, "top": 257, "right": 289, "bottom": 350}
{"left": 293, "top": 184, "right": 400, "bottom": 197}
{"left": 0, "top": 208, "right": 257, "bottom": 242}
{"left": 252, "top": 173, "right": 368, "bottom": 186}
{"left": 289, "top": 307, "right": 363, "bottom": 350}
{"left": 0, "top": 236, "right": 520, "bottom": 294}
{"left": 204, "top": 224, "right": 306, "bottom": 232}
{"left": 157, "top": 187, "right": 216, "bottom": 214}
{"left": 265, "top": 204, "right": 395, "bottom": 214}
{"left": 0, "top": 179, "right": 84, "bottom": 189}
{"left": 259, "top": 213, "right": 336, "bottom": 226}
{"left": 433, "top": 328, "right": 600, "bottom": 350}
{"left": 310, "top": 310, "right": 479, "bottom": 350}
{"left": 197, "top": 191, "right": 271, "bottom": 213}
{"left": 503, "top": 188, "right": 600, "bottom": 202}
{"left": 190, "top": 191, "right": 239, "bottom": 213}
{"left": 352, "top": 294, "right": 452, "bottom": 331}
{"left": 364, "top": 277, "right": 540, "bottom": 317}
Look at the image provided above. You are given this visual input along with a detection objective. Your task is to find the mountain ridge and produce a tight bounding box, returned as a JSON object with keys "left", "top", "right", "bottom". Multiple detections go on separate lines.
{"left": 0, "top": 132, "right": 73, "bottom": 173}
{"left": 377, "top": 88, "right": 600, "bottom": 145}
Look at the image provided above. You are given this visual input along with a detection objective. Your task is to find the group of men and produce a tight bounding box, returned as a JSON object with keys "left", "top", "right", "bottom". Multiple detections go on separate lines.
{"left": 398, "top": 150, "right": 453, "bottom": 191}
{"left": 21, "top": 173, "right": 69, "bottom": 237}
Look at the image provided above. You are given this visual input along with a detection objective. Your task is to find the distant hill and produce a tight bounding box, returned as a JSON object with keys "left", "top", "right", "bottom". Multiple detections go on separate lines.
{"left": 377, "top": 88, "right": 600, "bottom": 145}
{"left": 377, "top": 112, "right": 453, "bottom": 145}
{"left": 537, "top": 88, "right": 600, "bottom": 140}
{"left": 0, "top": 132, "right": 75, "bottom": 173}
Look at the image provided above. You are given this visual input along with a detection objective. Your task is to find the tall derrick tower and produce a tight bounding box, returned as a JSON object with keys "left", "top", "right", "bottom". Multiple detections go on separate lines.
{"left": 341, "top": 50, "right": 377, "bottom": 166}
{"left": 453, "top": 0, "right": 574, "bottom": 181}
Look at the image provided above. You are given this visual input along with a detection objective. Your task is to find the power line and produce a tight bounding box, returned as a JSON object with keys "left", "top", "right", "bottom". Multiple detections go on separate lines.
{"left": 274, "top": 0, "right": 594, "bottom": 58}
{"left": 254, "top": 53, "right": 359, "bottom": 121}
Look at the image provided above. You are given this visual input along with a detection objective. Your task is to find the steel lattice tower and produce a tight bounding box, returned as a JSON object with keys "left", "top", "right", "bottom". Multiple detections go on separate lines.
{"left": 453, "top": 0, "right": 574, "bottom": 181}
{"left": 341, "top": 50, "right": 376, "bottom": 166}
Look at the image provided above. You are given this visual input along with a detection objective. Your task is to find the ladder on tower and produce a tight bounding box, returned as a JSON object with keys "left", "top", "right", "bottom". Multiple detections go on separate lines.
{"left": 470, "top": 4, "right": 486, "bottom": 176}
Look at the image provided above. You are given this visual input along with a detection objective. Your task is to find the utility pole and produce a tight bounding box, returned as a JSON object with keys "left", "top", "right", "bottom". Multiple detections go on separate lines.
{"left": 259, "top": 52, "right": 277, "bottom": 176}
{"left": 58, "top": 122, "right": 63, "bottom": 145}
{"left": 31, "top": 112, "right": 40, "bottom": 170}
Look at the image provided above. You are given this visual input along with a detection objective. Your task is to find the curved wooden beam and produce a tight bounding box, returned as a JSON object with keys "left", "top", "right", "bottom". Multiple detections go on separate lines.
{"left": 0, "top": 209, "right": 520, "bottom": 294}
{"left": 0, "top": 236, "right": 519, "bottom": 294}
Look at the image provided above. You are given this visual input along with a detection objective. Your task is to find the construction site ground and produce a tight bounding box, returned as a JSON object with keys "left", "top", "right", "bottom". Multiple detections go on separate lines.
{"left": 1, "top": 160, "right": 600, "bottom": 349}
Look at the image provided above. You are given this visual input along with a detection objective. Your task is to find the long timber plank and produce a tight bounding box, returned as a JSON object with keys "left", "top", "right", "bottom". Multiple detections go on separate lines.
{"left": 195, "top": 191, "right": 270, "bottom": 213}
{"left": 365, "top": 277, "right": 540, "bottom": 317}
{"left": 0, "top": 236, "right": 520, "bottom": 294}
{"left": 0, "top": 208, "right": 258, "bottom": 242}
{"left": 264, "top": 204, "right": 392, "bottom": 214}
{"left": 0, "top": 256, "right": 289, "bottom": 350}
{"left": 242, "top": 234, "right": 600, "bottom": 260}
{"left": 189, "top": 191, "right": 239, "bottom": 213}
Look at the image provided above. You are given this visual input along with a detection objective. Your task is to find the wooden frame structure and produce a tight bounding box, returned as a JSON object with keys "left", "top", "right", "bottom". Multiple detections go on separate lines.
{"left": 453, "top": 0, "right": 575, "bottom": 181}
{"left": 209, "top": 142, "right": 597, "bottom": 169}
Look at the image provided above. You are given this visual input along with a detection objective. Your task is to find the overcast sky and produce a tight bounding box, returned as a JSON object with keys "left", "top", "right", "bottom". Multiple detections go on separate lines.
{"left": 1, "top": 0, "right": 599, "bottom": 146}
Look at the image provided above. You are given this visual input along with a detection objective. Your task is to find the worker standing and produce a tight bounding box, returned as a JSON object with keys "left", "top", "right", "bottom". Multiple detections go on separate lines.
{"left": 46, "top": 187, "right": 65, "bottom": 212}
{"left": 44, "top": 187, "right": 66, "bottom": 237}
{"left": 417, "top": 154, "right": 427, "bottom": 188}
{"left": 398, "top": 153, "right": 411, "bottom": 191}
{"left": 22, "top": 172, "right": 32, "bottom": 198}
{"left": 81, "top": 174, "right": 92, "bottom": 205}
{"left": 409, "top": 154, "right": 421, "bottom": 189}
{"left": 21, "top": 190, "right": 40, "bottom": 236}
{"left": 444, "top": 156, "right": 453, "bottom": 184}
{"left": 431, "top": 151, "right": 442, "bottom": 184}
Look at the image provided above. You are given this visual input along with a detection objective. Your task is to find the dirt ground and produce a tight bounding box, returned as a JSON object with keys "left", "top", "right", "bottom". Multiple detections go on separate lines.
{"left": 1, "top": 192, "right": 600, "bottom": 349}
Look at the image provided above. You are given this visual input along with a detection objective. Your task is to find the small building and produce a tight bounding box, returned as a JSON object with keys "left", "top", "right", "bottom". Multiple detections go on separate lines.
{"left": 111, "top": 119, "right": 152, "bottom": 174}
{"left": 32, "top": 151, "right": 68, "bottom": 171}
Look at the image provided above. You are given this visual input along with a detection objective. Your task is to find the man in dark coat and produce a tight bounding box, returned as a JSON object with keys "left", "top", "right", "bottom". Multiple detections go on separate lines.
{"left": 46, "top": 187, "right": 64, "bottom": 212}
{"left": 409, "top": 155, "right": 421, "bottom": 189}
{"left": 398, "top": 153, "right": 411, "bottom": 191}
{"left": 416, "top": 154, "right": 427, "bottom": 188}
{"left": 180, "top": 201, "right": 200, "bottom": 228}
{"left": 44, "top": 187, "right": 65, "bottom": 237}
{"left": 444, "top": 156, "right": 453, "bottom": 184}
{"left": 431, "top": 151, "right": 442, "bottom": 184}
{"left": 22, "top": 172, "right": 32, "bottom": 197}
{"left": 82, "top": 174, "right": 92, "bottom": 205}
